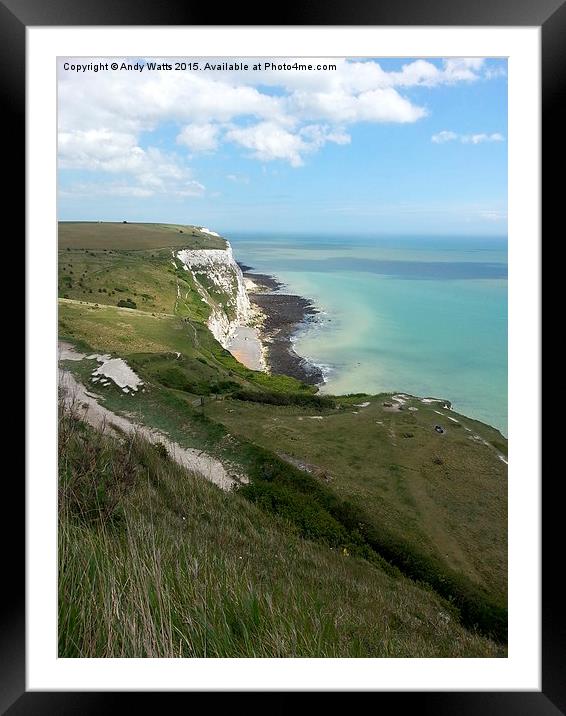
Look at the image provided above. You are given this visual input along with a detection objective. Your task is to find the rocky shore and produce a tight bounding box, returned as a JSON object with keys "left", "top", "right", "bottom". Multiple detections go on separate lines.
{"left": 238, "top": 263, "right": 324, "bottom": 386}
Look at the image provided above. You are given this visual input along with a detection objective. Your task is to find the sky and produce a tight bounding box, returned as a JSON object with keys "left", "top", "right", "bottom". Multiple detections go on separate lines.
{"left": 58, "top": 57, "right": 508, "bottom": 235}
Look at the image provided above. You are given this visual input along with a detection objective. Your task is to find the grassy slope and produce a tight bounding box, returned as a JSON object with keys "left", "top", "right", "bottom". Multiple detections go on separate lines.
{"left": 203, "top": 397, "right": 508, "bottom": 603}
{"left": 59, "top": 408, "right": 501, "bottom": 658}
{"left": 59, "top": 300, "right": 311, "bottom": 395}
{"left": 58, "top": 222, "right": 507, "bottom": 654}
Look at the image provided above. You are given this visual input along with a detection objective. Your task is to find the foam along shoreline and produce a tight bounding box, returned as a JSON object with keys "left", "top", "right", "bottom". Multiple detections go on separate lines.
{"left": 238, "top": 263, "right": 325, "bottom": 385}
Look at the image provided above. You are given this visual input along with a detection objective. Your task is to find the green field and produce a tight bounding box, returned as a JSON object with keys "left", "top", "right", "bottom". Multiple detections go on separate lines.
{"left": 58, "top": 222, "right": 508, "bottom": 656}
{"left": 59, "top": 221, "right": 226, "bottom": 250}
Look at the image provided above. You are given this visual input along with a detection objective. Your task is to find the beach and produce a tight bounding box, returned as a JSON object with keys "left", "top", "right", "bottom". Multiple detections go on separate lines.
{"left": 234, "top": 263, "right": 324, "bottom": 385}
{"left": 227, "top": 325, "right": 265, "bottom": 372}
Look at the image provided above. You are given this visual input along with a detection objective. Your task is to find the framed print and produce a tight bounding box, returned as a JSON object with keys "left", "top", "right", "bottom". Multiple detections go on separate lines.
{"left": 10, "top": 0, "right": 558, "bottom": 710}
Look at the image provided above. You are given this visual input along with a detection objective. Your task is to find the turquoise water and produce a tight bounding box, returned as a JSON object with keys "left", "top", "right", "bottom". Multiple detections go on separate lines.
{"left": 229, "top": 233, "right": 508, "bottom": 435}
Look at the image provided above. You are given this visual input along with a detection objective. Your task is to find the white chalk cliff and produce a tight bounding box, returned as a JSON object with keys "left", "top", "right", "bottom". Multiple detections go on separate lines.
{"left": 176, "top": 242, "right": 252, "bottom": 347}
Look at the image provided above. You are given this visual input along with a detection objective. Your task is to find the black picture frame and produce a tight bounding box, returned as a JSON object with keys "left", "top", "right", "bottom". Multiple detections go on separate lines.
{"left": 10, "top": 0, "right": 557, "bottom": 710}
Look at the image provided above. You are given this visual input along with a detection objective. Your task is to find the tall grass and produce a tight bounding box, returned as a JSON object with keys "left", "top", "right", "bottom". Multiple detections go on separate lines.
{"left": 58, "top": 406, "right": 503, "bottom": 658}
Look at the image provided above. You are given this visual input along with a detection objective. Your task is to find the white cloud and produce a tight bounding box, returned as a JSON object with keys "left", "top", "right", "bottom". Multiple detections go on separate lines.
{"left": 291, "top": 87, "right": 426, "bottom": 124}
{"left": 431, "top": 130, "right": 459, "bottom": 144}
{"left": 484, "top": 66, "right": 507, "bottom": 80}
{"left": 225, "top": 122, "right": 351, "bottom": 166}
{"left": 58, "top": 182, "right": 154, "bottom": 199}
{"left": 59, "top": 179, "right": 205, "bottom": 200}
{"left": 441, "top": 58, "right": 485, "bottom": 83}
{"left": 225, "top": 122, "right": 308, "bottom": 167}
{"left": 177, "top": 123, "right": 219, "bottom": 152}
{"left": 461, "top": 132, "right": 505, "bottom": 144}
{"left": 299, "top": 124, "right": 351, "bottom": 147}
{"left": 58, "top": 129, "right": 140, "bottom": 171}
{"left": 387, "top": 58, "right": 485, "bottom": 88}
{"left": 58, "top": 57, "right": 503, "bottom": 173}
{"left": 226, "top": 173, "right": 250, "bottom": 184}
{"left": 432, "top": 130, "right": 505, "bottom": 144}
{"left": 194, "top": 57, "right": 488, "bottom": 93}
{"left": 59, "top": 128, "right": 204, "bottom": 198}
{"left": 478, "top": 210, "right": 507, "bottom": 221}
{"left": 99, "top": 185, "right": 156, "bottom": 198}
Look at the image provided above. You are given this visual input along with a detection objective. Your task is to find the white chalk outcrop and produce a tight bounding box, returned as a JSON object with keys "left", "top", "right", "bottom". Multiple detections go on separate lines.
{"left": 92, "top": 357, "right": 144, "bottom": 392}
{"left": 199, "top": 227, "right": 221, "bottom": 237}
{"left": 176, "top": 241, "right": 252, "bottom": 347}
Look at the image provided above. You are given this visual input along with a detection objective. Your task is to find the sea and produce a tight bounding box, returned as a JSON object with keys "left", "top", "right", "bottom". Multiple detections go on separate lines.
{"left": 229, "top": 233, "right": 508, "bottom": 436}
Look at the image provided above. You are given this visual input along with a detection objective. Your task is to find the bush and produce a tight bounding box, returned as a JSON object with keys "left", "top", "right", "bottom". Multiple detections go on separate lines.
{"left": 117, "top": 298, "right": 137, "bottom": 309}
{"left": 153, "top": 442, "right": 169, "bottom": 461}
{"left": 209, "top": 381, "right": 240, "bottom": 394}
{"left": 232, "top": 390, "right": 335, "bottom": 410}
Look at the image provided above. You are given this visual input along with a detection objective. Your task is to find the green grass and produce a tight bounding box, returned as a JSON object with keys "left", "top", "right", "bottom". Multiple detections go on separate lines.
{"left": 59, "top": 221, "right": 226, "bottom": 250}
{"left": 58, "top": 247, "right": 210, "bottom": 318}
{"left": 202, "top": 396, "right": 508, "bottom": 605}
{"left": 58, "top": 405, "right": 503, "bottom": 658}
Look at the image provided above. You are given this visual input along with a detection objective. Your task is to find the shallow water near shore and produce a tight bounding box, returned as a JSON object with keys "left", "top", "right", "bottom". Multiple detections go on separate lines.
{"left": 230, "top": 233, "right": 507, "bottom": 435}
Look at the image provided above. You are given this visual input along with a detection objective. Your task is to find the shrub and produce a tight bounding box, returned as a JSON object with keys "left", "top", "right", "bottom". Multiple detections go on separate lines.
{"left": 153, "top": 442, "right": 169, "bottom": 461}
{"left": 117, "top": 298, "right": 137, "bottom": 309}
{"left": 232, "top": 390, "right": 335, "bottom": 410}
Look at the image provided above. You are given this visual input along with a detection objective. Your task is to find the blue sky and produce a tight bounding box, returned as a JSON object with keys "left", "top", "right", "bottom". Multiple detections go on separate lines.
{"left": 58, "top": 57, "right": 507, "bottom": 235}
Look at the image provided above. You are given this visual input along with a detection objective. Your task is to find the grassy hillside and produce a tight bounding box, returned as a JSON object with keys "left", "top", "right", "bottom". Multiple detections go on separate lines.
{"left": 58, "top": 222, "right": 508, "bottom": 655}
{"left": 203, "top": 396, "right": 508, "bottom": 603}
{"left": 59, "top": 300, "right": 312, "bottom": 395}
{"left": 59, "top": 406, "right": 502, "bottom": 657}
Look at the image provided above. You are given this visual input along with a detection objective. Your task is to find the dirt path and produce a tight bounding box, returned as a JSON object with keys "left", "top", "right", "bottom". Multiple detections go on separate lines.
{"left": 59, "top": 345, "right": 244, "bottom": 491}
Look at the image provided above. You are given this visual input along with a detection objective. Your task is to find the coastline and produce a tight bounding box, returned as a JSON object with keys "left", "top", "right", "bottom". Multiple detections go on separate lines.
{"left": 230, "top": 254, "right": 506, "bottom": 435}
{"left": 238, "top": 263, "right": 324, "bottom": 386}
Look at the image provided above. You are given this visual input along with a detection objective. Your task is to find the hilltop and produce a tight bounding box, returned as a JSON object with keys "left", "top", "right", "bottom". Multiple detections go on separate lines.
{"left": 58, "top": 221, "right": 227, "bottom": 251}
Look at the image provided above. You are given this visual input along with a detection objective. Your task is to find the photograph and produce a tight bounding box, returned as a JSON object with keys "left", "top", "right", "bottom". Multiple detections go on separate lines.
{"left": 56, "top": 55, "right": 509, "bottom": 659}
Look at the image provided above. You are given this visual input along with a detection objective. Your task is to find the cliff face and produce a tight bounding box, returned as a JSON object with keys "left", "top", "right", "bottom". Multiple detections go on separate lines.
{"left": 176, "top": 242, "right": 252, "bottom": 346}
